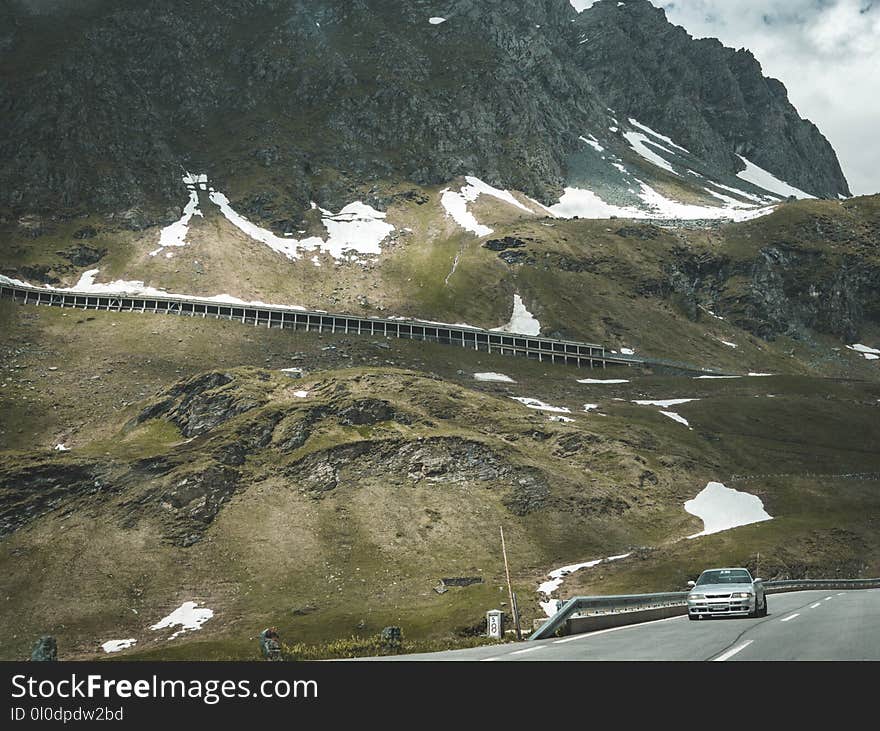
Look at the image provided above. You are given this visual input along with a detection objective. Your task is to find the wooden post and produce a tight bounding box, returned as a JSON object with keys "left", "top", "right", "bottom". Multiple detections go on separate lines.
{"left": 511, "top": 591, "right": 522, "bottom": 640}
{"left": 500, "top": 526, "right": 522, "bottom": 641}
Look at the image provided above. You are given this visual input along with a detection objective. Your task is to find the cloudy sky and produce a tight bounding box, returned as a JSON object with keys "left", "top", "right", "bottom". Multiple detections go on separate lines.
{"left": 571, "top": 0, "right": 879, "bottom": 195}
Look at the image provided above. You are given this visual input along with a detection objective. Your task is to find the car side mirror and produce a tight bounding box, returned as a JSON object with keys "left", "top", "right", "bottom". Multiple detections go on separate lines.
{"left": 687, "top": 581, "right": 696, "bottom": 588}
{"left": 753, "top": 578, "right": 763, "bottom": 583}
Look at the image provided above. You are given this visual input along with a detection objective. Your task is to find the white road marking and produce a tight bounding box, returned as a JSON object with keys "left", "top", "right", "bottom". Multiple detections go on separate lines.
{"left": 551, "top": 614, "right": 685, "bottom": 644}
{"left": 481, "top": 645, "right": 545, "bottom": 661}
{"left": 713, "top": 640, "right": 754, "bottom": 662}
{"left": 825, "top": 596, "right": 834, "bottom": 601}
{"left": 837, "top": 592, "right": 846, "bottom": 596}
{"left": 781, "top": 613, "right": 800, "bottom": 622}
{"left": 810, "top": 602, "right": 821, "bottom": 609}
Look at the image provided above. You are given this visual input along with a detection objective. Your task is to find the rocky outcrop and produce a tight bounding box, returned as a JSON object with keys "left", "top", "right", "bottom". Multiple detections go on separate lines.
{"left": 156, "top": 463, "right": 241, "bottom": 546}
{"left": 664, "top": 241, "right": 880, "bottom": 343}
{"left": 134, "top": 371, "right": 267, "bottom": 437}
{"left": 283, "top": 435, "right": 551, "bottom": 515}
{"left": 0, "top": 457, "right": 106, "bottom": 536}
{"left": 744, "top": 247, "right": 879, "bottom": 342}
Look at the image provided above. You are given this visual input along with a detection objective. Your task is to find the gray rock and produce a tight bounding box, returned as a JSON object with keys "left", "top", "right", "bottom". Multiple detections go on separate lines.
{"left": 30, "top": 635, "right": 57, "bottom": 662}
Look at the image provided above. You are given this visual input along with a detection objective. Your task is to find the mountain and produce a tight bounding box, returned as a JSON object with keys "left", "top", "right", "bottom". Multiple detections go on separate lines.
{"left": 0, "top": 0, "right": 850, "bottom": 224}
{"left": 573, "top": 0, "right": 851, "bottom": 199}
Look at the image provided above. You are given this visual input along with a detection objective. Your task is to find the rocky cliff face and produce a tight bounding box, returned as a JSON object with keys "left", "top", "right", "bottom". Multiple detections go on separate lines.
{"left": 662, "top": 200, "right": 880, "bottom": 343}
{"left": 574, "top": 0, "right": 850, "bottom": 199}
{"left": 0, "top": 0, "right": 850, "bottom": 221}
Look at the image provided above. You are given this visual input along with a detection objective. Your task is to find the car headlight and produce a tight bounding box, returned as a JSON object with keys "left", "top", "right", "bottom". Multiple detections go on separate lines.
{"left": 731, "top": 592, "right": 754, "bottom": 599}
{"left": 688, "top": 594, "right": 705, "bottom": 601}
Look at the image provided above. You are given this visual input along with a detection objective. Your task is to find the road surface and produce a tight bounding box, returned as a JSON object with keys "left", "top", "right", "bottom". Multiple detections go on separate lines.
{"left": 369, "top": 589, "right": 880, "bottom": 661}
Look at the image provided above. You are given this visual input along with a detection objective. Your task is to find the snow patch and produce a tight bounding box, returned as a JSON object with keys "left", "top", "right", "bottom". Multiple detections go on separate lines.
{"left": 510, "top": 397, "right": 571, "bottom": 414}
{"left": 150, "top": 601, "right": 214, "bottom": 639}
{"left": 633, "top": 399, "right": 697, "bottom": 408}
{"left": 660, "top": 411, "right": 691, "bottom": 428}
{"left": 684, "top": 482, "right": 773, "bottom": 539}
{"left": 577, "top": 378, "right": 629, "bottom": 384}
{"left": 428, "top": 17, "right": 446, "bottom": 24}
{"left": 293, "top": 390, "right": 309, "bottom": 398}
{"left": 491, "top": 294, "right": 541, "bottom": 336}
{"left": 474, "top": 372, "right": 516, "bottom": 383}
{"left": 736, "top": 156, "right": 813, "bottom": 200}
{"left": 707, "top": 180, "right": 770, "bottom": 205}
{"left": 549, "top": 178, "right": 775, "bottom": 223}
{"left": 152, "top": 177, "right": 203, "bottom": 257}
{"left": 636, "top": 181, "right": 774, "bottom": 222}
{"left": 628, "top": 118, "right": 690, "bottom": 153}
{"left": 848, "top": 344, "right": 880, "bottom": 360}
{"left": 548, "top": 415, "right": 575, "bottom": 423}
{"left": 154, "top": 205, "right": 201, "bottom": 255}
{"left": 623, "top": 130, "right": 678, "bottom": 175}
{"left": 440, "top": 176, "right": 533, "bottom": 236}
{"left": 549, "top": 187, "right": 635, "bottom": 219}
{"left": 54, "top": 443, "right": 70, "bottom": 452}
{"left": 209, "top": 188, "right": 393, "bottom": 261}
{"left": 102, "top": 639, "right": 136, "bottom": 653}
{"left": 538, "top": 553, "right": 632, "bottom": 617}
{"left": 579, "top": 134, "right": 605, "bottom": 153}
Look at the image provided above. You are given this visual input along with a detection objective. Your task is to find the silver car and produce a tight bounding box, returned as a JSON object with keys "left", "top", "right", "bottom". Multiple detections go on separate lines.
{"left": 687, "top": 567, "right": 768, "bottom": 620}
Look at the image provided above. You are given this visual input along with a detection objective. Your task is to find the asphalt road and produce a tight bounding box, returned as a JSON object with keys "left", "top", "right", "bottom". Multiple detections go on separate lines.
{"left": 374, "top": 589, "right": 880, "bottom": 661}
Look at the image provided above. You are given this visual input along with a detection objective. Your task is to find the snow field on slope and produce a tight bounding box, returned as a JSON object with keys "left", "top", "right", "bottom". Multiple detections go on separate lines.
{"left": 736, "top": 155, "right": 813, "bottom": 200}
{"left": 848, "top": 344, "right": 880, "bottom": 361}
{"left": 684, "top": 482, "right": 773, "bottom": 538}
{"left": 149, "top": 601, "right": 214, "bottom": 640}
{"left": 440, "top": 176, "right": 535, "bottom": 236}
{"left": 491, "top": 293, "right": 541, "bottom": 336}
{"left": 149, "top": 172, "right": 398, "bottom": 263}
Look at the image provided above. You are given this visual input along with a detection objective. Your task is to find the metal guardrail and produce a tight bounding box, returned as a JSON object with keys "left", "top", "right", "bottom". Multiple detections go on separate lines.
{"left": 0, "top": 280, "right": 732, "bottom": 375}
{"left": 531, "top": 592, "right": 688, "bottom": 640}
{"left": 529, "top": 578, "right": 880, "bottom": 641}
{"left": 762, "top": 578, "right": 880, "bottom": 593}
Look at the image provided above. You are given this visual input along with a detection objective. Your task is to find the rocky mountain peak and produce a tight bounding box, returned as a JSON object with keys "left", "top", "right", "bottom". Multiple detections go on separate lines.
{"left": 574, "top": 0, "right": 850, "bottom": 199}
{"left": 0, "top": 0, "right": 851, "bottom": 220}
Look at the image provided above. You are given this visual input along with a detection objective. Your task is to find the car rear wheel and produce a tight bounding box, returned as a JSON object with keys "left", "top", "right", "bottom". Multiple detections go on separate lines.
{"left": 760, "top": 595, "right": 768, "bottom": 617}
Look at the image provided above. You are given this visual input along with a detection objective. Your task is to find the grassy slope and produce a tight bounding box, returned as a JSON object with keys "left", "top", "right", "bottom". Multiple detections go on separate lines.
{"left": 1, "top": 299, "right": 878, "bottom": 661}
{"left": 3, "top": 189, "right": 878, "bottom": 379}
{"left": 1, "top": 189, "right": 879, "bottom": 660}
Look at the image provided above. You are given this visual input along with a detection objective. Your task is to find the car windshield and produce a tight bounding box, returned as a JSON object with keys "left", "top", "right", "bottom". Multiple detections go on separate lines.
{"left": 696, "top": 570, "right": 751, "bottom": 586}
